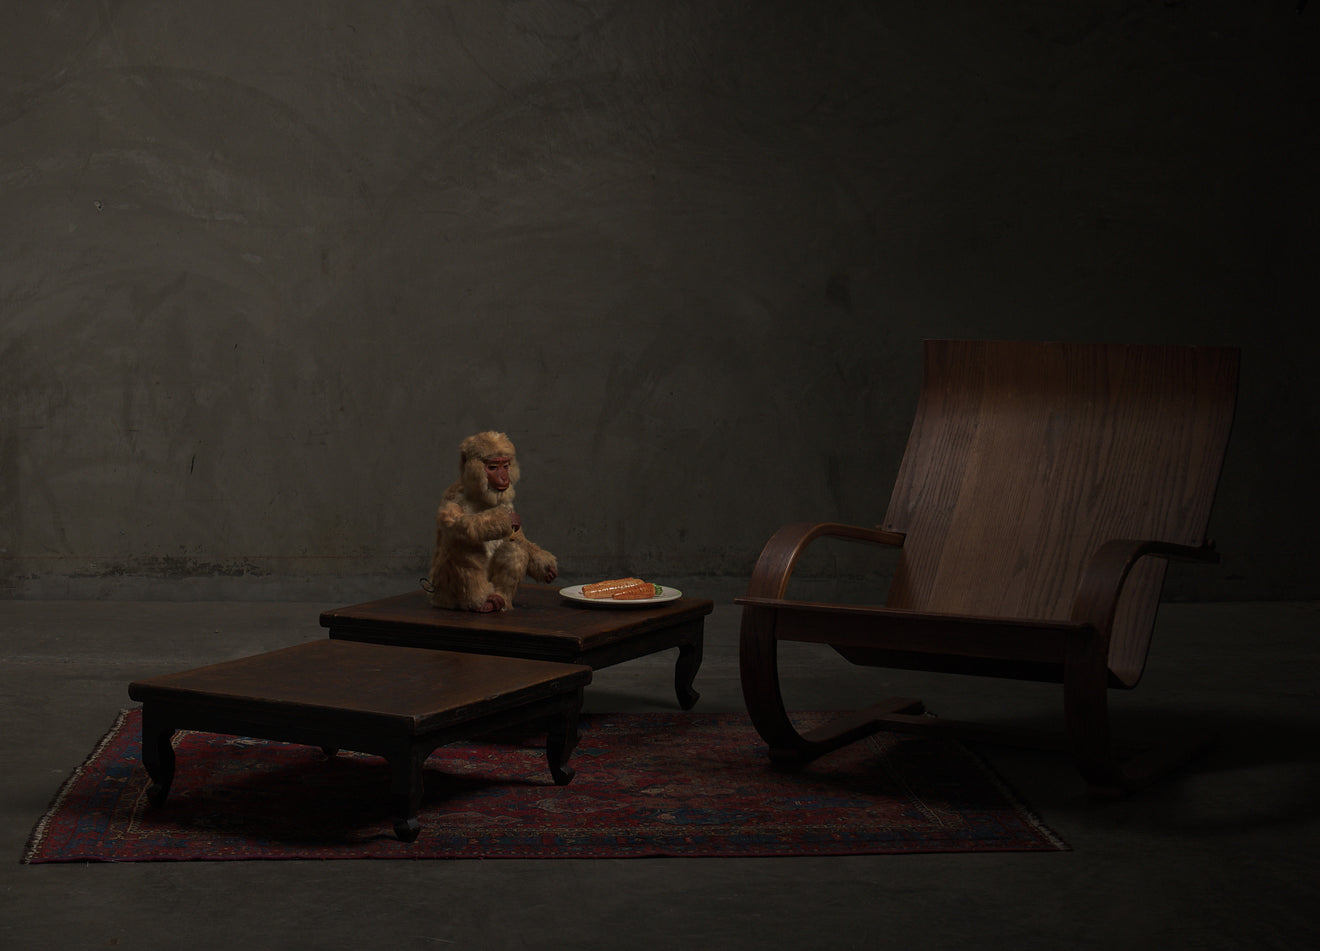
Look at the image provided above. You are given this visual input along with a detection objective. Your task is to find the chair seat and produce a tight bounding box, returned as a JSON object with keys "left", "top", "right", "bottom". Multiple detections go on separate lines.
{"left": 738, "top": 594, "right": 1077, "bottom": 681}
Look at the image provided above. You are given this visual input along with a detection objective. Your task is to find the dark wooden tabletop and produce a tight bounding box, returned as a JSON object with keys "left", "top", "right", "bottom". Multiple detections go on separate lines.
{"left": 128, "top": 639, "right": 592, "bottom": 732}
{"left": 319, "top": 584, "right": 715, "bottom": 651}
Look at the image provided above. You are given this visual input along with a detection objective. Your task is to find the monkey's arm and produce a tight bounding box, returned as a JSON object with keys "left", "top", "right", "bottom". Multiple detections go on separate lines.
{"left": 438, "top": 501, "right": 515, "bottom": 543}
{"left": 511, "top": 532, "right": 558, "bottom": 583}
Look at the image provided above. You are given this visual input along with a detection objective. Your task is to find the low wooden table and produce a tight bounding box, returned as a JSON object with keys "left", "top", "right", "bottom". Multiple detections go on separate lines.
{"left": 127, "top": 639, "right": 592, "bottom": 842}
{"left": 320, "top": 584, "right": 713, "bottom": 709}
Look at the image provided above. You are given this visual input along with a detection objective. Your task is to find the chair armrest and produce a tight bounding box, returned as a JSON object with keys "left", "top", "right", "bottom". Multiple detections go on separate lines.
{"left": 742, "top": 521, "right": 906, "bottom": 600}
{"left": 1071, "top": 538, "right": 1219, "bottom": 632}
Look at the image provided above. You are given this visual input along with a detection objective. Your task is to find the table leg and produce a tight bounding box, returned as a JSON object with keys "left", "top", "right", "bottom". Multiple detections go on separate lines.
{"left": 675, "top": 634, "right": 704, "bottom": 710}
{"left": 546, "top": 698, "right": 582, "bottom": 785}
{"left": 139, "top": 706, "right": 177, "bottom": 808}
{"left": 388, "top": 747, "right": 425, "bottom": 842}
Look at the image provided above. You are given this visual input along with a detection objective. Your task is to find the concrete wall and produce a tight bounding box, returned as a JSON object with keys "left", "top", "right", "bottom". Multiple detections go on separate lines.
{"left": 2, "top": 1, "right": 1316, "bottom": 601}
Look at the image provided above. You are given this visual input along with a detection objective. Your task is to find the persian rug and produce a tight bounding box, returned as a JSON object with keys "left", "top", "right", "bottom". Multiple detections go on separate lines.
{"left": 23, "top": 709, "right": 1065, "bottom": 862}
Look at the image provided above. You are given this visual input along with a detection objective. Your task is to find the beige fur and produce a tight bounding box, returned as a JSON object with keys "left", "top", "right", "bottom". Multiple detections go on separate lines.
{"left": 425, "top": 431, "right": 558, "bottom": 611}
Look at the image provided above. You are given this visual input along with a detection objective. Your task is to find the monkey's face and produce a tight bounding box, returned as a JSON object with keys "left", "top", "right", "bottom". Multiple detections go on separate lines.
{"left": 461, "top": 451, "right": 519, "bottom": 508}
{"left": 484, "top": 456, "right": 513, "bottom": 494}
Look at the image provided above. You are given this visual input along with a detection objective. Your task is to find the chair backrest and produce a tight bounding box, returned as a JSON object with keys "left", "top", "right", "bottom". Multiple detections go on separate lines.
{"left": 882, "top": 340, "right": 1238, "bottom": 685}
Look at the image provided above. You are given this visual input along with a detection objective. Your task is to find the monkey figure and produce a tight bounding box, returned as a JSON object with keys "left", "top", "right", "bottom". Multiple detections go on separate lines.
{"left": 424, "top": 431, "right": 559, "bottom": 612}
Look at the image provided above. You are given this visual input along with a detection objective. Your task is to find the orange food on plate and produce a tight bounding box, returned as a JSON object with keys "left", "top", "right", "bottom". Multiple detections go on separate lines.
{"left": 582, "top": 577, "right": 644, "bottom": 599}
{"left": 611, "top": 582, "right": 657, "bottom": 600}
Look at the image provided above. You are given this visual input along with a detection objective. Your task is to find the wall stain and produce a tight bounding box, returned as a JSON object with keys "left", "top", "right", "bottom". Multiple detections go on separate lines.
{"left": 72, "top": 556, "right": 271, "bottom": 579}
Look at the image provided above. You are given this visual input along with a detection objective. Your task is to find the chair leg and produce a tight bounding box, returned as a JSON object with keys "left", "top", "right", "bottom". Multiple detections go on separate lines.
{"left": 1063, "top": 631, "right": 1215, "bottom": 796}
{"left": 741, "top": 606, "right": 1212, "bottom": 791}
{"left": 739, "top": 606, "right": 922, "bottom": 764}
{"left": 1063, "top": 630, "right": 1123, "bottom": 792}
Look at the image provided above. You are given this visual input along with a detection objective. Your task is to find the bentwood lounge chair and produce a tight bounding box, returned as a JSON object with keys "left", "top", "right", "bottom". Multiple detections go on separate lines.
{"left": 737, "top": 340, "right": 1239, "bottom": 795}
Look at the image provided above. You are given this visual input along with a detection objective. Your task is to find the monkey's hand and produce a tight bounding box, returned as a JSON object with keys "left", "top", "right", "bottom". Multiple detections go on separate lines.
{"left": 480, "top": 504, "right": 517, "bottom": 541}
{"left": 528, "top": 549, "right": 558, "bottom": 585}
{"left": 441, "top": 501, "right": 515, "bottom": 542}
{"left": 510, "top": 511, "right": 522, "bottom": 533}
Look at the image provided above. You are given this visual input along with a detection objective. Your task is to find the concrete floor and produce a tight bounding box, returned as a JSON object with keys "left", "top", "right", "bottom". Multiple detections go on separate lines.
{"left": 2, "top": 595, "right": 1317, "bottom": 950}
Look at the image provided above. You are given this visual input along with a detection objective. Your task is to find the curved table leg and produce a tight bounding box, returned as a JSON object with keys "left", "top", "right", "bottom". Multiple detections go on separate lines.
{"left": 546, "top": 696, "right": 582, "bottom": 785}
{"left": 388, "top": 748, "right": 426, "bottom": 842}
{"left": 674, "top": 635, "right": 703, "bottom": 710}
{"left": 139, "top": 707, "right": 176, "bottom": 808}
{"left": 393, "top": 815, "right": 422, "bottom": 843}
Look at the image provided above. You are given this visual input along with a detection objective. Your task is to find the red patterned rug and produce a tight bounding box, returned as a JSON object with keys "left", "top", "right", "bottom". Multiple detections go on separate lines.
{"left": 23, "top": 709, "right": 1065, "bottom": 861}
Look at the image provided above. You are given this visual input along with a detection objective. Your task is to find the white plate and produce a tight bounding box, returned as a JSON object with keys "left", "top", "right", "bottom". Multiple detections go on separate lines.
{"left": 559, "top": 583, "right": 682, "bottom": 607}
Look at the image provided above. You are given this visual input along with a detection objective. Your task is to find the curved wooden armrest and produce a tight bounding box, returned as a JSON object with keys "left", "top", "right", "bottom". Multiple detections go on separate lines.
{"left": 1071, "top": 538, "right": 1219, "bottom": 632}
{"left": 742, "top": 521, "right": 905, "bottom": 600}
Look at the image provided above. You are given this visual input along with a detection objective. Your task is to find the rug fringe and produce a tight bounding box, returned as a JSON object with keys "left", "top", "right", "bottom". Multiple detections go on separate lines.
{"left": 950, "top": 741, "right": 1071, "bottom": 852}
{"left": 21, "top": 709, "right": 133, "bottom": 864}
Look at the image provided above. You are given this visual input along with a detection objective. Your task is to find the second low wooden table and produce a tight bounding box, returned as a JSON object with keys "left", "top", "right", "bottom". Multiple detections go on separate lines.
{"left": 320, "top": 584, "right": 713, "bottom": 709}
{"left": 127, "top": 640, "right": 591, "bottom": 842}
